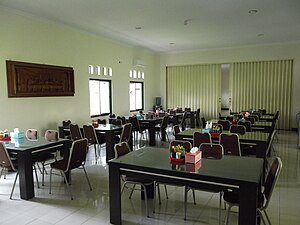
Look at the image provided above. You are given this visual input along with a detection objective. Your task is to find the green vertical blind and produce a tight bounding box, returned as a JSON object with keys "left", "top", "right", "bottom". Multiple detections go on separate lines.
{"left": 230, "top": 59, "right": 293, "bottom": 129}
{"left": 166, "top": 64, "right": 221, "bottom": 119}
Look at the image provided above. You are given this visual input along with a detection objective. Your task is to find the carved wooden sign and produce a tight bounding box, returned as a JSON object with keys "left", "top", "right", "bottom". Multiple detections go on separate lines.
{"left": 6, "top": 60, "right": 75, "bottom": 97}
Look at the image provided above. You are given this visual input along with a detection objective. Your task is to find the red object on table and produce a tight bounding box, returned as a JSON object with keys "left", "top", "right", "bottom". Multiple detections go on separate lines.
{"left": 169, "top": 157, "right": 185, "bottom": 163}
{"left": 209, "top": 132, "right": 220, "bottom": 138}
{"left": 0, "top": 136, "right": 11, "bottom": 141}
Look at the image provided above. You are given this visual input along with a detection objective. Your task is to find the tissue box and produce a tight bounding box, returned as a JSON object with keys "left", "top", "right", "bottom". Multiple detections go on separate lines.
{"left": 10, "top": 132, "right": 25, "bottom": 139}
{"left": 202, "top": 128, "right": 211, "bottom": 133}
{"left": 186, "top": 160, "right": 202, "bottom": 172}
{"left": 185, "top": 151, "right": 202, "bottom": 164}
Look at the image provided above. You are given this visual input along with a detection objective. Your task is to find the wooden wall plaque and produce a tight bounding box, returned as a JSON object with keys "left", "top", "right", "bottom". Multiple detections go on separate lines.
{"left": 6, "top": 60, "right": 75, "bottom": 97}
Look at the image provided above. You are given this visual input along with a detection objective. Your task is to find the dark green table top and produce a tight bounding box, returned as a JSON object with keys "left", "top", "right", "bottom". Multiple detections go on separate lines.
{"left": 109, "top": 147, "right": 264, "bottom": 185}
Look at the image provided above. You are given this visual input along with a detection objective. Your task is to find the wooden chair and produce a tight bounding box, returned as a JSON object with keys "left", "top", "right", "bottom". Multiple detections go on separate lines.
{"left": 153, "top": 140, "right": 194, "bottom": 214}
{"left": 83, "top": 125, "right": 100, "bottom": 158}
{"left": 223, "top": 157, "right": 282, "bottom": 225}
{"left": 69, "top": 124, "right": 82, "bottom": 141}
{"left": 184, "top": 143, "right": 224, "bottom": 221}
{"left": 219, "top": 133, "right": 241, "bottom": 156}
{"left": 229, "top": 125, "right": 246, "bottom": 135}
{"left": 114, "top": 142, "right": 153, "bottom": 217}
{"left": 193, "top": 132, "right": 212, "bottom": 148}
{"left": 49, "top": 138, "right": 92, "bottom": 200}
{"left": 218, "top": 120, "right": 230, "bottom": 131}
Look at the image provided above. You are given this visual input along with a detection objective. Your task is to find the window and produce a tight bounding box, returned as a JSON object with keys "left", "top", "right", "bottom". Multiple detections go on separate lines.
{"left": 129, "top": 81, "right": 144, "bottom": 111}
{"left": 89, "top": 79, "right": 112, "bottom": 117}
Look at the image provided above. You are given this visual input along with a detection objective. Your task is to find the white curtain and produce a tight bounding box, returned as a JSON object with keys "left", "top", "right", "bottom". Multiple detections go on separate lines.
{"left": 166, "top": 64, "right": 221, "bottom": 120}
{"left": 230, "top": 59, "right": 293, "bottom": 129}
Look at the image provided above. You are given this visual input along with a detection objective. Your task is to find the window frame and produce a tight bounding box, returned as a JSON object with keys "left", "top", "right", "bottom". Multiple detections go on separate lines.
{"left": 89, "top": 78, "right": 112, "bottom": 117}
{"left": 129, "top": 81, "right": 144, "bottom": 112}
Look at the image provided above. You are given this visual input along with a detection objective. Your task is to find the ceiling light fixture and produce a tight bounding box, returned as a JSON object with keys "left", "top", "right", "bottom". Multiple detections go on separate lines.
{"left": 248, "top": 9, "right": 258, "bottom": 14}
{"left": 257, "top": 33, "right": 264, "bottom": 37}
{"left": 135, "top": 26, "right": 142, "bottom": 30}
{"left": 169, "top": 42, "right": 175, "bottom": 45}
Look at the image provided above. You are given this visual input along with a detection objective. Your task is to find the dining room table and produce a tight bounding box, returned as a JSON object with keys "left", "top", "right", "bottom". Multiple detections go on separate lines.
{"left": 137, "top": 117, "right": 163, "bottom": 146}
{"left": 94, "top": 123, "right": 126, "bottom": 161}
{"left": 108, "top": 146, "right": 264, "bottom": 225}
{"left": 3, "top": 137, "right": 71, "bottom": 200}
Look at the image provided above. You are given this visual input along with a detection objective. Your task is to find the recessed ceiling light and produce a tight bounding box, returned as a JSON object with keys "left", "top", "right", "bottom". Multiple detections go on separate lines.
{"left": 248, "top": 9, "right": 258, "bottom": 14}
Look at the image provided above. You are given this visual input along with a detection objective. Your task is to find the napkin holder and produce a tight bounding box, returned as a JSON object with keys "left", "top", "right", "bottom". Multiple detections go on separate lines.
{"left": 10, "top": 131, "right": 25, "bottom": 139}
{"left": 185, "top": 150, "right": 201, "bottom": 164}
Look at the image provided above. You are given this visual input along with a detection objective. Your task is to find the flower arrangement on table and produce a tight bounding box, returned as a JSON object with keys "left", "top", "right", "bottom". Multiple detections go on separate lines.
{"left": 170, "top": 144, "right": 186, "bottom": 162}
{"left": 92, "top": 120, "right": 98, "bottom": 128}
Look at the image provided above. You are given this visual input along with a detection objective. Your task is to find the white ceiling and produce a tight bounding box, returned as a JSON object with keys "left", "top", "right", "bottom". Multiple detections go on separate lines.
{"left": 1, "top": 0, "right": 300, "bottom": 53}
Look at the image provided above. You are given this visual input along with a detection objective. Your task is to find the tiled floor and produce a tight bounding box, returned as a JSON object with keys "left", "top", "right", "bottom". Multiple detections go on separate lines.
{"left": 0, "top": 130, "right": 299, "bottom": 225}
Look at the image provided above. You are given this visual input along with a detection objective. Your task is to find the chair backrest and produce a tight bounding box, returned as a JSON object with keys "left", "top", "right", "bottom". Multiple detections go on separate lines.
{"left": 263, "top": 157, "right": 282, "bottom": 208}
{"left": 193, "top": 132, "right": 212, "bottom": 148}
{"left": 173, "top": 125, "right": 181, "bottom": 135}
{"left": 249, "top": 114, "right": 259, "bottom": 122}
{"left": 114, "top": 141, "right": 131, "bottom": 158}
{"left": 25, "top": 129, "right": 38, "bottom": 140}
{"left": 176, "top": 108, "right": 183, "bottom": 113}
{"left": 67, "top": 138, "right": 88, "bottom": 171}
{"left": 218, "top": 120, "right": 230, "bottom": 131}
{"left": 252, "top": 111, "right": 262, "bottom": 119}
{"left": 169, "top": 110, "right": 176, "bottom": 115}
{"left": 199, "top": 143, "right": 224, "bottom": 159}
{"left": 45, "top": 130, "right": 58, "bottom": 141}
{"left": 120, "top": 123, "right": 132, "bottom": 143}
{"left": 160, "top": 115, "right": 169, "bottom": 130}
{"left": 226, "top": 116, "right": 234, "bottom": 122}
{"left": 97, "top": 119, "right": 107, "bottom": 124}
{"left": 219, "top": 133, "right": 241, "bottom": 156}
{"left": 230, "top": 125, "right": 246, "bottom": 135}
{"left": 69, "top": 124, "right": 82, "bottom": 141}
{"left": 62, "top": 120, "right": 72, "bottom": 127}
{"left": 111, "top": 119, "right": 122, "bottom": 126}
{"left": 181, "top": 112, "right": 188, "bottom": 131}
{"left": 117, "top": 116, "right": 127, "bottom": 125}
{"left": 201, "top": 117, "right": 206, "bottom": 128}
{"left": 266, "top": 129, "right": 276, "bottom": 157}
{"left": 109, "top": 114, "right": 116, "bottom": 118}
{"left": 169, "top": 140, "right": 192, "bottom": 152}
{"left": 158, "top": 112, "right": 166, "bottom": 118}
{"left": 128, "top": 116, "right": 141, "bottom": 131}
{"left": 0, "top": 142, "right": 16, "bottom": 171}
{"left": 245, "top": 117, "right": 255, "bottom": 124}
{"left": 258, "top": 109, "right": 266, "bottom": 115}
{"left": 82, "top": 125, "right": 98, "bottom": 145}
{"left": 238, "top": 120, "right": 252, "bottom": 132}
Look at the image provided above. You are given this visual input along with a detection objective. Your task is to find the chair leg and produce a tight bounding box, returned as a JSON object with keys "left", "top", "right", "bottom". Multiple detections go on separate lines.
{"left": 82, "top": 165, "right": 92, "bottom": 191}
{"left": 164, "top": 184, "right": 168, "bottom": 199}
{"left": 129, "top": 184, "right": 136, "bottom": 199}
{"left": 224, "top": 204, "right": 233, "bottom": 225}
{"left": 262, "top": 209, "right": 271, "bottom": 225}
{"left": 0, "top": 167, "right": 4, "bottom": 179}
{"left": 157, "top": 183, "right": 162, "bottom": 204}
{"left": 153, "top": 182, "right": 157, "bottom": 213}
{"left": 184, "top": 186, "right": 188, "bottom": 220}
{"left": 61, "top": 171, "right": 73, "bottom": 200}
{"left": 93, "top": 144, "right": 97, "bottom": 158}
{"left": 192, "top": 189, "right": 196, "bottom": 205}
{"left": 141, "top": 184, "right": 149, "bottom": 218}
{"left": 10, "top": 172, "right": 19, "bottom": 199}
{"left": 33, "top": 164, "right": 40, "bottom": 188}
{"left": 49, "top": 168, "right": 53, "bottom": 194}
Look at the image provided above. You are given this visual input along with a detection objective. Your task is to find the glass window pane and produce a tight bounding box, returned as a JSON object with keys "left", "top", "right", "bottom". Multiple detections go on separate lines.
{"left": 129, "top": 83, "right": 136, "bottom": 111}
{"left": 100, "top": 81, "right": 110, "bottom": 114}
{"left": 89, "top": 79, "right": 112, "bottom": 116}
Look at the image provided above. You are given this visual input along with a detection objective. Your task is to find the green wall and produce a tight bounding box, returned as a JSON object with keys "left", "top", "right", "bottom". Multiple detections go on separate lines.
{"left": 0, "top": 7, "right": 159, "bottom": 134}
